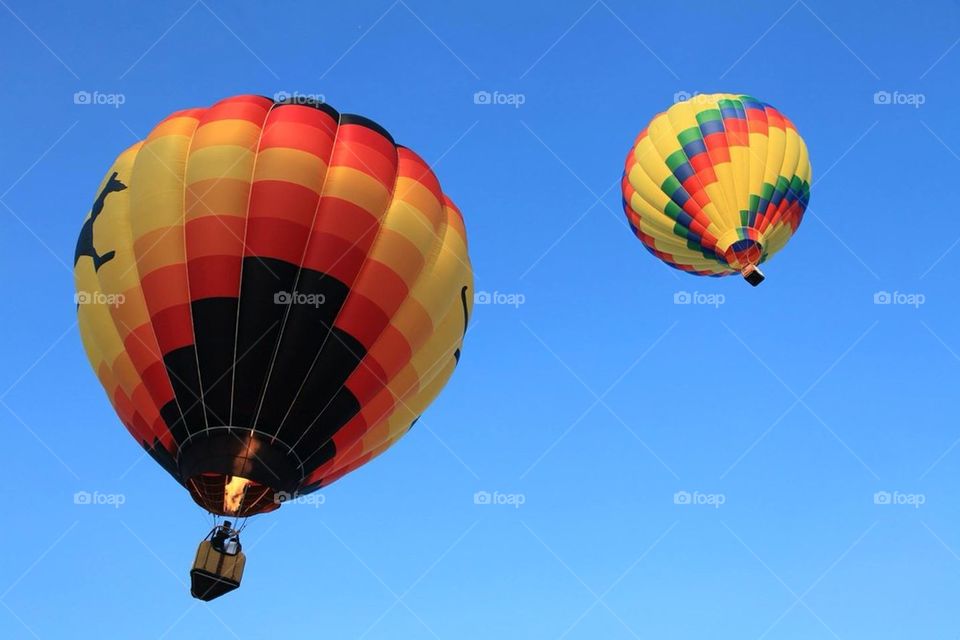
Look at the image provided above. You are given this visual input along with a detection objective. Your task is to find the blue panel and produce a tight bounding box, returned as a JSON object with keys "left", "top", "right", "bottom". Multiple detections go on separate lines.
{"left": 673, "top": 162, "right": 695, "bottom": 183}
{"left": 683, "top": 139, "right": 708, "bottom": 158}
{"left": 699, "top": 119, "right": 725, "bottom": 135}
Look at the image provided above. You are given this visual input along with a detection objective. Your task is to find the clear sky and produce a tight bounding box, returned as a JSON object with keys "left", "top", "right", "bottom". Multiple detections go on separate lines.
{"left": 1, "top": 0, "right": 959, "bottom": 638}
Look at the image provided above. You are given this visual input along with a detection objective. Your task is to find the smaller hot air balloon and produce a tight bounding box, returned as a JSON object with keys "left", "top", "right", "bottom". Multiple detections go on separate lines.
{"left": 621, "top": 93, "right": 811, "bottom": 285}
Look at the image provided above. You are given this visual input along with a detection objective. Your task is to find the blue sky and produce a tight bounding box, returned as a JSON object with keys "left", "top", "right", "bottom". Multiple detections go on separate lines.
{"left": 1, "top": 0, "right": 959, "bottom": 637}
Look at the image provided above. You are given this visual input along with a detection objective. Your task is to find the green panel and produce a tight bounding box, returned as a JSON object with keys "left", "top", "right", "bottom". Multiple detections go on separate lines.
{"left": 661, "top": 175, "right": 682, "bottom": 195}
{"left": 665, "top": 150, "right": 687, "bottom": 171}
{"left": 663, "top": 200, "right": 683, "bottom": 221}
{"left": 696, "top": 109, "right": 723, "bottom": 124}
{"left": 677, "top": 127, "right": 702, "bottom": 146}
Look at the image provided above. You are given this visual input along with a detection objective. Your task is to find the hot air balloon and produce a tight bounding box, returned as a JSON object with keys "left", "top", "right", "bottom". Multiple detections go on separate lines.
{"left": 621, "top": 93, "right": 811, "bottom": 285}
{"left": 73, "top": 94, "right": 472, "bottom": 599}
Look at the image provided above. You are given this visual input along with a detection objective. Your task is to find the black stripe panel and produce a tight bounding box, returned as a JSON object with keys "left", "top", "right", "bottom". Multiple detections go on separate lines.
{"left": 191, "top": 297, "right": 238, "bottom": 427}
{"left": 231, "top": 257, "right": 303, "bottom": 430}
{"left": 252, "top": 268, "right": 356, "bottom": 436}
{"left": 162, "top": 345, "right": 206, "bottom": 442}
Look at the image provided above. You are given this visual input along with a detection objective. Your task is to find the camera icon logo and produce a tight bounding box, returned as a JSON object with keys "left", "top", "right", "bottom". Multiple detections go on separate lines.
{"left": 673, "top": 491, "right": 691, "bottom": 505}
{"left": 274, "top": 91, "right": 290, "bottom": 102}
{"left": 274, "top": 490, "right": 293, "bottom": 504}
{"left": 673, "top": 91, "right": 692, "bottom": 103}
{"left": 873, "top": 91, "right": 892, "bottom": 105}
{"left": 274, "top": 291, "right": 292, "bottom": 304}
{"left": 474, "top": 291, "right": 491, "bottom": 305}
{"left": 873, "top": 491, "right": 892, "bottom": 505}
{"left": 473, "top": 91, "right": 492, "bottom": 105}
{"left": 674, "top": 291, "right": 692, "bottom": 305}
{"left": 74, "top": 491, "right": 92, "bottom": 505}
{"left": 73, "top": 91, "right": 91, "bottom": 105}
{"left": 873, "top": 291, "right": 891, "bottom": 305}
{"left": 473, "top": 491, "right": 491, "bottom": 505}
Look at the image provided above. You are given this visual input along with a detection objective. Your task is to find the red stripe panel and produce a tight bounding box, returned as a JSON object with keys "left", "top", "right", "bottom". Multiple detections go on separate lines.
{"left": 704, "top": 133, "right": 731, "bottom": 163}
{"left": 151, "top": 415, "right": 174, "bottom": 449}
{"left": 339, "top": 123, "right": 397, "bottom": 166}
{"left": 336, "top": 291, "right": 393, "bottom": 351}
{"left": 203, "top": 95, "right": 274, "bottom": 125}
{"left": 745, "top": 107, "right": 768, "bottom": 135}
{"left": 185, "top": 215, "right": 245, "bottom": 303}
{"left": 689, "top": 155, "right": 717, "bottom": 182}
{"left": 723, "top": 119, "right": 748, "bottom": 145}
{"left": 766, "top": 107, "right": 785, "bottom": 130}
{"left": 187, "top": 255, "right": 242, "bottom": 300}
{"left": 397, "top": 148, "right": 442, "bottom": 202}
{"left": 345, "top": 356, "right": 391, "bottom": 407}
{"left": 185, "top": 215, "right": 245, "bottom": 259}
{"left": 150, "top": 302, "right": 195, "bottom": 354}
{"left": 249, "top": 180, "right": 320, "bottom": 229}
{"left": 141, "top": 360, "right": 175, "bottom": 408}
{"left": 244, "top": 217, "right": 312, "bottom": 265}
{"left": 324, "top": 452, "right": 375, "bottom": 486}
{"left": 302, "top": 200, "right": 379, "bottom": 276}
{"left": 356, "top": 324, "right": 414, "bottom": 395}
{"left": 122, "top": 324, "right": 176, "bottom": 406}
{"left": 335, "top": 140, "right": 398, "bottom": 188}
{"left": 245, "top": 181, "right": 320, "bottom": 258}
{"left": 113, "top": 389, "right": 150, "bottom": 443}
{"left": 336, "top": 259, "right": 412, "bottom": 343}
{"left": 157, "top": 107, "right": 206, "bottom": 126}
{"left": 260, "top": 105, "right": 338, "bottom": 153}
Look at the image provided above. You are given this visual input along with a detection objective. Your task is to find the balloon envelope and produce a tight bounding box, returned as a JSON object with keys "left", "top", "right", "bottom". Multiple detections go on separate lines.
{"left": 74, "top": 95, "right": 472, "bottom": 516}
{"left": 621, "top": 93, "right": 811, "bottom": 282}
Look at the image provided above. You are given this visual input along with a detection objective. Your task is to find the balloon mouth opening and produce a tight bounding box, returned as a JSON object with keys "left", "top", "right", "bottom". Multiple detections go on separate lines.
{"left": 178, "top": 429, "right": 302, "bottom": 516}
{"left": 186, "top": 475, "right": 281, "bottom": 517}
{"left": 720, "top": 236, "right": 764, "bottom": 272}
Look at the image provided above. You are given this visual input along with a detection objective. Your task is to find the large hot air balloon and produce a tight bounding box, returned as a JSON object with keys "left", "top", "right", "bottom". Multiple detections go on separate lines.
{"left": 621, "top": 93, "right": 811, "bottom": 285}
{"left": 74, "top": 94, "right": 472, "bottom": 598}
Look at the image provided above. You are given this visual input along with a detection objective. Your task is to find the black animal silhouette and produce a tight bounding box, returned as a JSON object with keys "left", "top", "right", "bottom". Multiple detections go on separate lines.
{"left": 74, "top": 171, "right": 126, "bottom": 272}
{"left": 454, "top": 285, "right": 469, "bottom": 363}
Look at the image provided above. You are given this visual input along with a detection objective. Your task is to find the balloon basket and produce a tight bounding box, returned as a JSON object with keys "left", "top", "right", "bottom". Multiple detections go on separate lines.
{"left": 741, "top": 264, "right": 765, "bottom": 287}
{"left": 190, "top": 539, "right": 246, "bottom": 601}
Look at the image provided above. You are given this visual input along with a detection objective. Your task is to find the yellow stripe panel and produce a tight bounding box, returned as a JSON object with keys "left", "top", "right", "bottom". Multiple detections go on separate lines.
{"left": 252, "top": 147, "right": 328, "bottom": 194}
{"left": 76, "top": 163, "right": 162, "bottom": 431}
{"left": 333, "top": 277, "right": 468, "bottom": 471}
{"left": 190, "top": 120, "right": 262, "bottom": 152}
{"left": 321, "top": 166, "right": 392, "bottom": 216}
